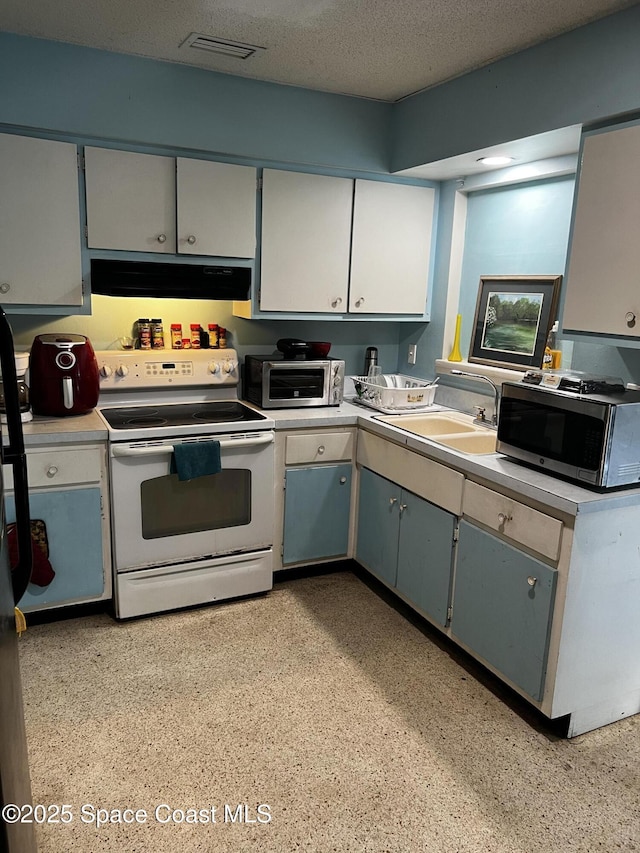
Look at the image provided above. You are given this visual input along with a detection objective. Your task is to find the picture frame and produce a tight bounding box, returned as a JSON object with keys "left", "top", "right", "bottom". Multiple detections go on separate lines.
{"left": 468, "top": 275, "right": 562, "bottom": 370}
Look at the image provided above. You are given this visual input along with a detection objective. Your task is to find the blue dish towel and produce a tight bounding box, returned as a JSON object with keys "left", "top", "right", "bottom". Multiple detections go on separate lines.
{"left": 171, "top": 441, "right": 222, "bottom": 481}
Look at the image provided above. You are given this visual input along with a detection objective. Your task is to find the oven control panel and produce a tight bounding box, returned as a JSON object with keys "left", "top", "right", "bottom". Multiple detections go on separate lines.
{"left": 95, "top": 349, "right": 239, "bottom": 390}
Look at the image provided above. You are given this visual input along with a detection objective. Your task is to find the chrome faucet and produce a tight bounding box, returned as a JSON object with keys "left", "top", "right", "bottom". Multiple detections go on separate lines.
{"left": 450, "top": 370, "right": 500, "bottom": 427}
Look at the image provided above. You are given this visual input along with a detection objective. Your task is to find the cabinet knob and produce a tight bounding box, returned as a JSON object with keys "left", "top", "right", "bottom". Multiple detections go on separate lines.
{"left": 497, "top": 512, "right": 512, "bottom": 525}
{"left": 157, "top": 234, "right": 167, "bottom": 243}
{"left": 626, "top": 311, "right": 636, "bottom": 328}
{"left": 339, "top": 476, "right": 347, "bottom": 485}
{"left": 399, "top": 503, "right": 407, "bottom": 514}
{"left": 330, "top": 297, "right": 343, "bottom": 308}
{"left": 46, "top": 465, "right": 59, "bottom": 478}
{"left": 0, "top": 282, "right": 10, "bottom": 294}
{"left": 389, "top": 497, "right": 398, "bottom": 505}
{"left": 527, "top": 576, "right": 537, "bottom": 587}
{"left": 187, "top": 235, "right": 197, "bottom": 245}
{"left": 317, "top": 445, "right": 325, "bottom": 455}
{"left": 355, "top": 297, "right": 365, "bottom": 308}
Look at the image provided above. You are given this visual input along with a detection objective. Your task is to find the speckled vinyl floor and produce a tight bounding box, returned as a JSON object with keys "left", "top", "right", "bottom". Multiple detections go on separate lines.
{"left": 17, "top": 570, "right": 640, "bottom": 852}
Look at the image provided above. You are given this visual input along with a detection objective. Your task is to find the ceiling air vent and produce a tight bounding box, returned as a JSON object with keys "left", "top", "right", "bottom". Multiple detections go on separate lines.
{"left": 181, "top": 33, "right": 266, "bottom": 60}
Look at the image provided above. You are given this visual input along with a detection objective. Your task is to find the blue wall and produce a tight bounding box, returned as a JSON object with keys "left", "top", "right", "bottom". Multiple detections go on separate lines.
{"left": 392, "top": 5, "right": 640, "bottom": 170}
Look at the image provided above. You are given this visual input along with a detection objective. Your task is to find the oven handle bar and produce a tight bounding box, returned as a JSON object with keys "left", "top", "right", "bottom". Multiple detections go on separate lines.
{"left": 111, "top": 433, "right": 274, "bottom": 457}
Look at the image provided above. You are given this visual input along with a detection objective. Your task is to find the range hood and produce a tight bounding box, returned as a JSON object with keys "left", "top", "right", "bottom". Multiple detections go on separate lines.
{"left": 90, "top": 259, "right": 251, "bottom": 300}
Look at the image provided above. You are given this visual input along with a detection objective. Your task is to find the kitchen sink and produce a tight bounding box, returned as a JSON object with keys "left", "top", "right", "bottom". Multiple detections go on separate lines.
{"left": 431, "top": 431, "right": 498, "bottom": 455}
{"left": 376, "top": 411, "right": 498, "bottom": 454}
{"left": 378, "top": 414, "right": 478, "bottom": 437}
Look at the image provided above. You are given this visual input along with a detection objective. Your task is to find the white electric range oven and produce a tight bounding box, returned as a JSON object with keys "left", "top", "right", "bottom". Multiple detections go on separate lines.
{"left": 95, "top": 349, "right": 274, "bottom": 619}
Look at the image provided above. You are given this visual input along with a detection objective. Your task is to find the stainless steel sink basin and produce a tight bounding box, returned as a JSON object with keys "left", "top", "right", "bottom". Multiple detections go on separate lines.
{"left": 431, "top": 431, "right": 498, "bottom": 455}
{"left": 378, "top": 414, "right": 478, "bottom": 437}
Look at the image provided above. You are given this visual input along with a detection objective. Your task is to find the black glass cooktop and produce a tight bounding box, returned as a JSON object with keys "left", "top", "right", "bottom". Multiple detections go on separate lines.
{"left": 100, "top": 401, "right": 267, "bottom": 430}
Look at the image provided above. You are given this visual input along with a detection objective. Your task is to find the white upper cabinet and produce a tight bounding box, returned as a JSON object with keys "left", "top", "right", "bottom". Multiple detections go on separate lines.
{"left": 259, "top": 169, "right": 353, "bottom": 313}
{"left": 85, "top": 147, "right": 176, "bottom": 253}
{"left": 0, "top": 133, "right": 83, "bottom": 306}
{"left": 85, "top": 147, "right": 256, "bottom": 258}
{"left": 564, "top": 124, "right": 640, "bottom": 338}
{"left": 349, "top": 180, "right": 435, "bottom": 314}
{"left": 176, "top": 158, "right": 256, "bottom": 258}
{"left": 258, "top": 169, "right": 435, "bottom": 316}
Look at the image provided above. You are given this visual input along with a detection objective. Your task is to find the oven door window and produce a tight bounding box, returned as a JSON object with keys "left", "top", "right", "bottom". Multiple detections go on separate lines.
{"left": 269, "top": 368, "right": 325, "bottom": 400}
{"left": 140, "top": 469, "right": 251, "bottom": 539}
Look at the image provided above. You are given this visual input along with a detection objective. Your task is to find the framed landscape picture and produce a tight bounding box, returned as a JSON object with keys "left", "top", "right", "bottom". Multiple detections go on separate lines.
{"left": 468, "top": 275, "right": 562, "bottom": 370}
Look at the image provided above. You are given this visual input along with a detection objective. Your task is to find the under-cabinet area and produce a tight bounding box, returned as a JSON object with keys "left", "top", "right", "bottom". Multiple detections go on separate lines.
{"left": 2, "top": 442, "right": 111, "bottom": 612}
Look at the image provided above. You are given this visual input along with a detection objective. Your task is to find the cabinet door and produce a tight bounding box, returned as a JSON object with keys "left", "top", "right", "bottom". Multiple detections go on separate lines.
{"left": 176, "top": 158, "right": 256, "bottom": 257}
{"left": 0, "top": 133, "right": 82, "bottom": 305}
{"left": 355, "top": 467, "right": 400, "bottom": 587}
{"left": 260, "top": 169, "right": 352, "bottom": 312}
{"left": 6, "top": 488, "right": 104, "bottom": 611}
{"left": 349, "top": 180, "right": 435, "bottom": 314}
{"left": 395, "top": 491, "right": 454, "bottom": 627}
{"left": 451, "top": 520, "right": 557, "bottom": 700}
{"left": 85, "top": 147, "right": 176, "bottom": 252}
{"left": 283, "top": 464, "right": 351, "bottom": 564}
{"left": 564, "top": 124, "right": 640, "bottom": 337}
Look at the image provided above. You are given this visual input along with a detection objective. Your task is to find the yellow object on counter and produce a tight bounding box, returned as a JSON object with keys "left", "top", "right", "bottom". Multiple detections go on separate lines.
{"left": 448, "top": 314, "right": 463, "bottom": 362}
{"left": 15, "top": 607, "right": 26, "bottom": 636}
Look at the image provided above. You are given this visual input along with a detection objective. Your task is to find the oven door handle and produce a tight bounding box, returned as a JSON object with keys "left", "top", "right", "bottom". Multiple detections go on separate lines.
{"left": 111, "top": 433, "right": 274, "bottom": 457}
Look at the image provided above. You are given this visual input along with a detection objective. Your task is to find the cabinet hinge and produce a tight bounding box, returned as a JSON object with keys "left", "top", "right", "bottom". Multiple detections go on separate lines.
{"left": 257, "top": 176, "right": 263, "bottom": 190}
{"left": 447, "top": 605, "right": 453, "bottom": 622}
{"left": 84, "top": 224, "right": 88, "bottom": 239}
{"left": 77, "top": 153, "right": 85, "bottom": 171}
{"left": 283, "top": 477, "right": 286, "bottom": 491}
{"left": 280, "top": 544, "right": 284, "bottom": 557}
{"left": 453, "top": 524, "right": 459, "bottom": 543}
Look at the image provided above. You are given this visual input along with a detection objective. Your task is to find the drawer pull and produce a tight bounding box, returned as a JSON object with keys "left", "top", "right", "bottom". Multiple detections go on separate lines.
{"left": 46, "top": 465, "right": 59, "bottom": 478}
{"left": 317, "top": 445, "right": 325, "bottom": 455}
{"left": 497, "top": 512, "right": 512, "bottom": 525}
{"left": 527, "top": 576, "right": 537, "bottom": 587}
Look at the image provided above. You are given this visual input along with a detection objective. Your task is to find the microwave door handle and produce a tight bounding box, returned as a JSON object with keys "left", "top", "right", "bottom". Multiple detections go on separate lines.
{"left": 111, "top": 434, "right": 274, "bottom": 457}
{"left": 0, "top": 307, "right": 33, "bottom": 604}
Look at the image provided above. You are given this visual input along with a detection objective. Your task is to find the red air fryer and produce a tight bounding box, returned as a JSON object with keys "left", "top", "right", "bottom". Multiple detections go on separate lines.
{"left": 30, "top": 334, "right": 100, "bottom": 416}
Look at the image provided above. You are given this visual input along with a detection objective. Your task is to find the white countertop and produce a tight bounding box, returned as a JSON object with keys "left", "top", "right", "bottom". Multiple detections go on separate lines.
{"left": 9, "top": 400, "right": 640, "bottom": 516}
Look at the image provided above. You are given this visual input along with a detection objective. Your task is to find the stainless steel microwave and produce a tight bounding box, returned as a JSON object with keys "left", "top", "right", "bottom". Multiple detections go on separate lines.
{"left": 497, "top": 381, "right": 640, "bottom": 489}
{"left": 242, "top": 355, "right": 345, "bottom": 408}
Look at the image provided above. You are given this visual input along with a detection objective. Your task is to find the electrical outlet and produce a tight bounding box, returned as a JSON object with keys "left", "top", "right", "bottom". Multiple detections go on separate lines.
{"left": 408, "top": 344, "right": 417, "bottom": 365}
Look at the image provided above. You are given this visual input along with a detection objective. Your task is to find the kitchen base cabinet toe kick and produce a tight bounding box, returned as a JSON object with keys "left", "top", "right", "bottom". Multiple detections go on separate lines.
{"left": 354, "top": 426, "right": 640, "bottom": 737}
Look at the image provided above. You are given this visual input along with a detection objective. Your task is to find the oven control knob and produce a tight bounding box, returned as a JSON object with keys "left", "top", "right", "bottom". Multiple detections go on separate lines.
{"left": 116, "top": 365, "right": 129, "bottom": 377}
{"left": 208, "top": 361, "right": 220, "bottom": 375}
{"left": 223, "top": 360, "right": 236, "bottom": 374}
{"left": 100, "top": 364, "right": 113, "bottom": 378}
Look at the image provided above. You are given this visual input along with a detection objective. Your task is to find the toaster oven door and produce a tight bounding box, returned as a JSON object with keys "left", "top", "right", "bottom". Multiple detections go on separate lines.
{"left": 264, "top": 363, "right": 330, "bottom": 407}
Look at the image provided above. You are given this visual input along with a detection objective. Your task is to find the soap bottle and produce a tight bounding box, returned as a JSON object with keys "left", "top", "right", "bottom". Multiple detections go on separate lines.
{"left": 543, "top": 322, "right": 561, "bottom": 370}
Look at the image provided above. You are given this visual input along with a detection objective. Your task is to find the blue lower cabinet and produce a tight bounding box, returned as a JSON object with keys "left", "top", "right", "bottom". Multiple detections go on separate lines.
{"left": 396, "top": 493, "right": 455, "bottom": 627}
{"left": 355, "top": 467, "right": 400, "bottom": 586}
{"left": 356, "top": 467, "right": 455, "bottom": 623}
{"left": 283, "top": 464, "right": 352, "bottom": 565}
{"left": 6, "top": 487, "right": 104, "bottom": 611}
{"left": 451, "top": 520, "right": 557, "bottom": 701}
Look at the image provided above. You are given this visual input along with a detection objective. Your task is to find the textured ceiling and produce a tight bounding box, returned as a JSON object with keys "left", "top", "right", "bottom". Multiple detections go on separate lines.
{"left": 0, "top": 0, "right": 637, "bottom": 101}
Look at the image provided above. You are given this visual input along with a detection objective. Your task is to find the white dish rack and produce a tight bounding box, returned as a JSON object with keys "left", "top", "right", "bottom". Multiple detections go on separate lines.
{"left": 352, "top": 374, "right": 438, "bottom": 413}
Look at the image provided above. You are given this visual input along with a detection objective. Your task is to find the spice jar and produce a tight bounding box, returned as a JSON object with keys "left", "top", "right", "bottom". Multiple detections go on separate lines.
{"left": 151, "top": 319, "right": 164, "bottom": 349}
{"left": 170, "top": 324, "right": 183, "bottom": 349}
{"left": 137, "top": 318, "right": 151, "bottom": 350}
{"left": 208, "top": 324, "right": 219, "bottom": 348}
{"left": 218, "top": 327, "right": 227, "bottom": 349}
{"left": 190, "top": 324, "right": 201, "bottom": 349}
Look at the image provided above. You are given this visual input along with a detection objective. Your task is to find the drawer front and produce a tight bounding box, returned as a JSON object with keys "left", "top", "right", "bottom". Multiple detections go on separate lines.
{"left": 285, "top": 431, "right": 354, "bottom": 465}
{"left": 3, "top": 447, "right": 103, "bottom": 491}
{"left": 463, "top": 480, "right": 563, "bottom": 562}
{"left": 357, "top": 430, "right": 464, "bottom": 515}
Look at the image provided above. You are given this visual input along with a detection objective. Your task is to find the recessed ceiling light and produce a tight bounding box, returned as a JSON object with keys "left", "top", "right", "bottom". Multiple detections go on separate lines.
{"left": 477, "top": 156, "right": 514, "bottom": 166}
{"left": 181, "top": 33, "right": 267, "bottom": 60}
